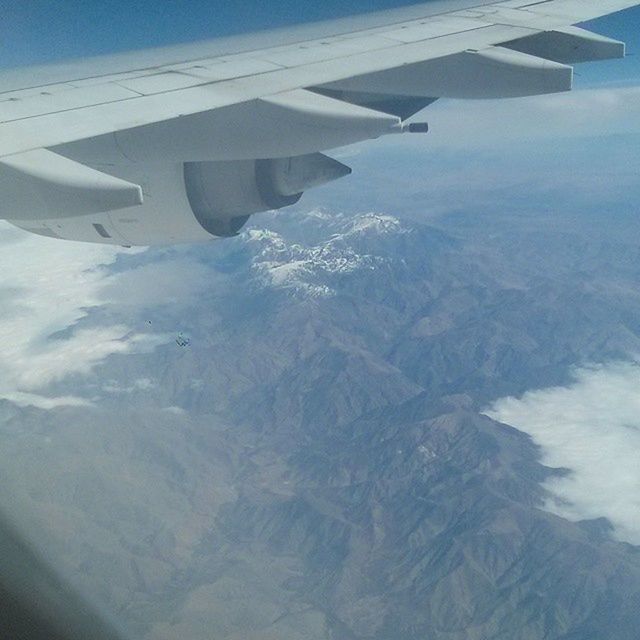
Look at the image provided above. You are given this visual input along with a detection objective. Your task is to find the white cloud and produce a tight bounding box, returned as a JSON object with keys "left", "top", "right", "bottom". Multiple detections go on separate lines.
{"left": 98, "top": 258, "right": 218, "bottom": 307}
{"left": 162, "top": 406, "right": 187, "bottom": 415}
{"left": 484, "top": 361, "right": 640, "bottom": 545}
{"left": 2, "top": 391, "right": 94, "bottom": 410}
{"left": 103, "top": 376, "right": 158, "bottom": 394}
{"left": 0, "top": 225, "right": 168, "bottom": 408}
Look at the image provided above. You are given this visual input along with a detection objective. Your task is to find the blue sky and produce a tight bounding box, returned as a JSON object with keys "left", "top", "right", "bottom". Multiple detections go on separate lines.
{"left": 1, "top": 0, "right": 639, "bottom": 86}
{"left": 0, "top": 0, "right": 434, "bottom": 67}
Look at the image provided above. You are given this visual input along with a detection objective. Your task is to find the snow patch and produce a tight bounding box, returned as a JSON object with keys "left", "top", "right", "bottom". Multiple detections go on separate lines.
{"left": 344, "top": 213, "right": 404, "bottom": 236}
{"left": 246, "top": 213, "right": 405, "bottom": 297}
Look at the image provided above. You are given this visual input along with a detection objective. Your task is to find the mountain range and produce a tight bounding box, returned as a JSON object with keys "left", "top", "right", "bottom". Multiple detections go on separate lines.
{"left": 2, "top": 144, "right": 640, "bottom": 638}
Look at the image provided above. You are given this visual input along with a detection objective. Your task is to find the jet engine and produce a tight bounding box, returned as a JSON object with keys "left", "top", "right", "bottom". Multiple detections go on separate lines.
{"left": 1, "top": 90, "right": 406, "bottom": 245}
{"left": 7, "top": 152, "right": 351, "bottom": 246}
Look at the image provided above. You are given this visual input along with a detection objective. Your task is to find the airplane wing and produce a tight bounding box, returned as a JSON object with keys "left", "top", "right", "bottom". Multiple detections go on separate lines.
{"left": 0, "top": 0, "right": 638, "bottom": 245}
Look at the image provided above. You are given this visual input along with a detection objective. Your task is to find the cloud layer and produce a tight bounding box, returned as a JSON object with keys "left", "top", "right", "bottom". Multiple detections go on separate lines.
{"left": 0, "top": 225, "right": 166, "bottom": 408}
{"left": 485, "top": 361, "right": 640, "bottom": 546}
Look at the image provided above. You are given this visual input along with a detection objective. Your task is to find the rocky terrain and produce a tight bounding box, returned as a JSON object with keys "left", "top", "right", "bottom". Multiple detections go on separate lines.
{"left": 2, "top": 136, "right": 640, "bottom": 639}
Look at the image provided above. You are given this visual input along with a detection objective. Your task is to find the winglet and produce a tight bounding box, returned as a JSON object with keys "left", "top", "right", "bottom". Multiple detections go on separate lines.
{"left": 0, "top": 149, "right": 143, "bottom": 221}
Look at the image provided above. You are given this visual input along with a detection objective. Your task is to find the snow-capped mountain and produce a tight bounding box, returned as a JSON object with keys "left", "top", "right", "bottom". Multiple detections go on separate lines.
{"left": 245, "top": 212, "right": 406, "bottom": 296}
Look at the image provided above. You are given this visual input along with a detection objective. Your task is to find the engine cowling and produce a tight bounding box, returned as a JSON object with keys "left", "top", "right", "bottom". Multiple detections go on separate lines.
{"left": 8, "top": 153, "right": 350, "bottom": 246}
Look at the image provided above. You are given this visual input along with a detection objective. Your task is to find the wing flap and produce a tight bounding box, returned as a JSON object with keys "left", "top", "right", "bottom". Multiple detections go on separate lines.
{"left": 0, "top": 149, "right": 143, "bottom": 221}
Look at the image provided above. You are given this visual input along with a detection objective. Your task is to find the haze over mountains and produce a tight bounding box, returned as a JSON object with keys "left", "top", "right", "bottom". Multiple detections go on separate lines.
{"left": 1, "top": 123, "right": 640, "bottom": 638}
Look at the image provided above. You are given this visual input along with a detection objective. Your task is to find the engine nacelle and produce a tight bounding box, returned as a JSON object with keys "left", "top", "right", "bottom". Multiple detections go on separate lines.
{"left": 8, "top": 153, "right": 350, "bottom": 246}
